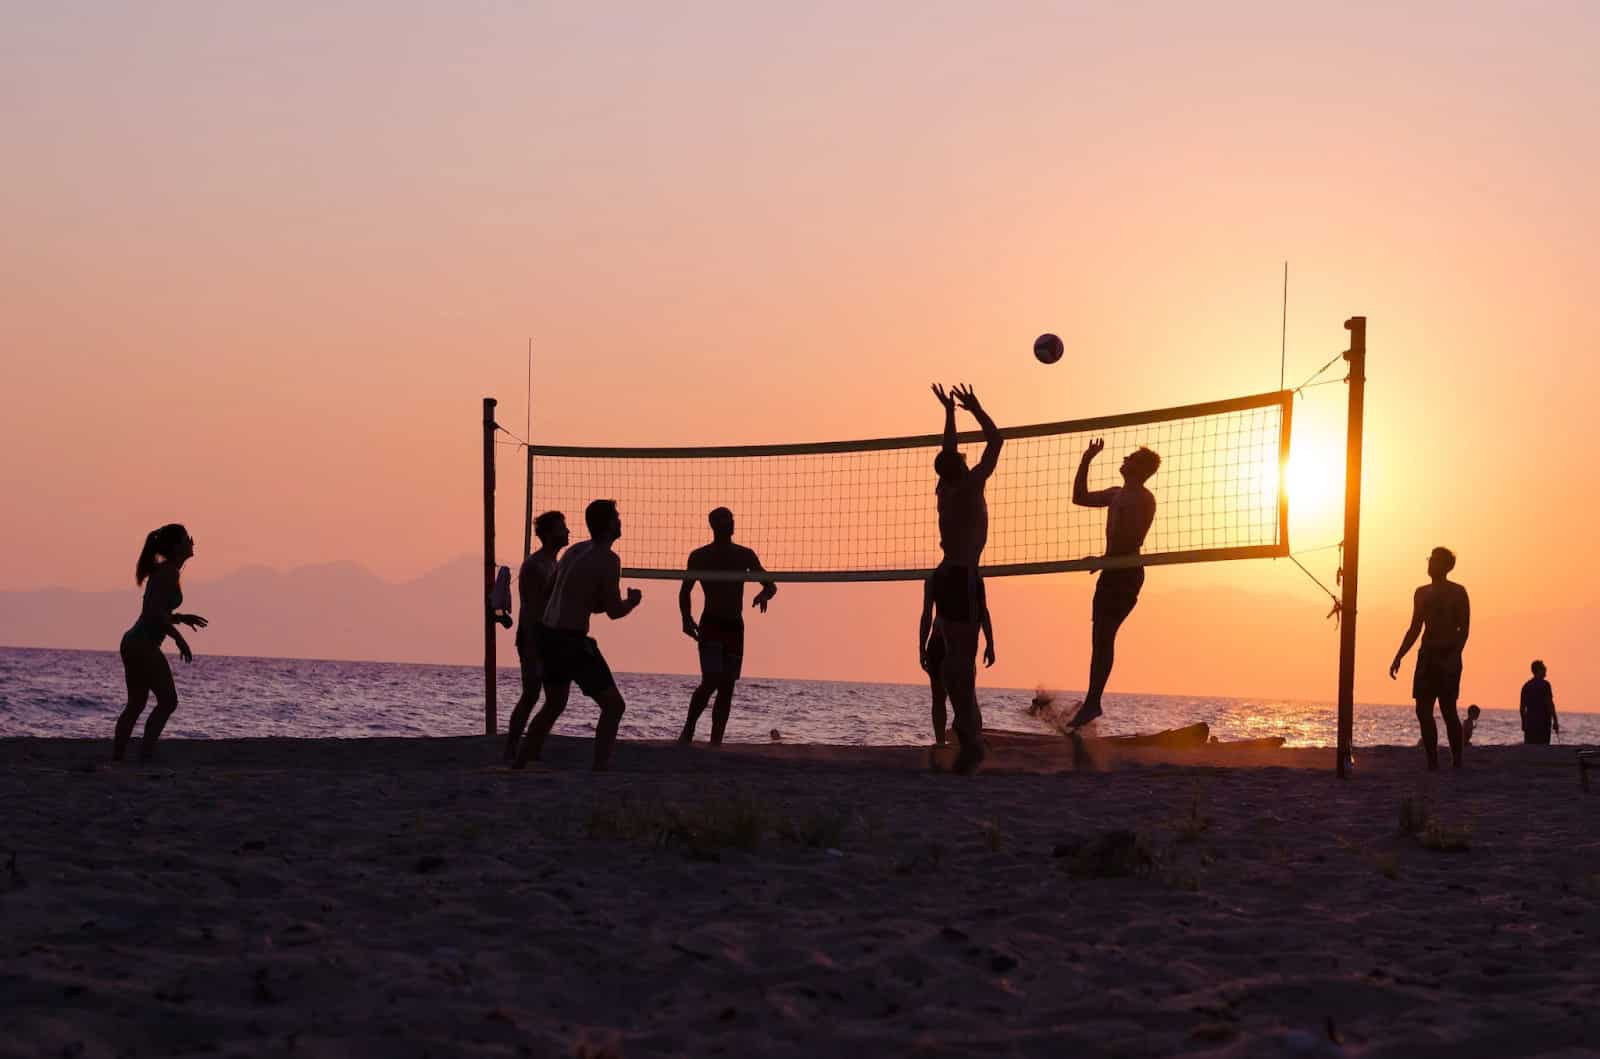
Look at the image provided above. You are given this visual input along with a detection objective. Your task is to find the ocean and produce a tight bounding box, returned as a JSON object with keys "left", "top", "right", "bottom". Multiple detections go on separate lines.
{"left": 1, "top": 645, "right": 1589, "bottom": 749}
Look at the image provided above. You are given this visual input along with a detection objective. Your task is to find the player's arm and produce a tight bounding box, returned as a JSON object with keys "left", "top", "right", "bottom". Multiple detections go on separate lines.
{"left": 1551, "top": 687, "right": 1560, "bottom": 733}
{"left": 679, "top": 555, "right": 699, "bottom": 638}
{"left": 953, "top": 385, "right": 1002, "bottom": 480}
{"left": 600, "top": 555, "right": 642, "bottom": 620}
{"left": 932, "top": 383, "right": 957, "bottom": 454}
{"left": 1389, "top": 588, "right": 1425, "bottom": 678}
{"left": 748, "top": 551, "right": 777, "bottom": 612}
{"left": 980, "top": 598, "right": 995, "bottom": 668}
{"left": 1455, "top": 587, "right": 1471, "bottom": 651}
{"left": 918, "top": 578, "right": 934, "bottom": 671}
{"left": 1073, "top": 438, "right": 1115, "bottom": 506}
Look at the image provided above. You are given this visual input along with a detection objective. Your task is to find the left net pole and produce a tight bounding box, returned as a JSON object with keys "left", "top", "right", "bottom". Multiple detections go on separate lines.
{"left": 483, "top": 397, "right": 498, "bottom": 738}
{"left": 523, "top": 447, "right": 534, "bottom": 560}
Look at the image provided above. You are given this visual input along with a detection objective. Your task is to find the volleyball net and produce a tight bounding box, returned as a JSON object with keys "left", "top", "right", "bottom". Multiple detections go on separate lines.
{"left": 522, "top": 389, "right": 1292, "bottom": 582}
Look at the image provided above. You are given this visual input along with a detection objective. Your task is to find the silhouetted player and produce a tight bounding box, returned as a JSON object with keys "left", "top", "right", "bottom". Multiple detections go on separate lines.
{"left": 115, "top": 524, "right": 208, "bottom": 762}
{"left": 512, "top": 499, "right": 642, "bottom": 772}
{"left": 1061, "top": 440, "right": 1160, "bottom": 730}
{"left": 930, "top": 382, "right": 1003, "bottom": 773}
{"left": 678, "top": 507, "right": 777, "bottom": 745}
{"left": 919, "top": 570, "right": 995, "bottom": 746}
{"left": 1520, "top": 660, "right": 1560, "bottom": 744}
{"left": 1390, "top": 546, "right": 1471, "bottom": 769}
{"left": 503, "top": 510, "right": 570, "bottom": 761}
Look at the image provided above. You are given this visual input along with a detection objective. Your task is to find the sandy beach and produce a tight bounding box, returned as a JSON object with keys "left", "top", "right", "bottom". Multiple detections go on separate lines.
{"left": 3, "top": 735, "right": 1596, "bottom": 1058}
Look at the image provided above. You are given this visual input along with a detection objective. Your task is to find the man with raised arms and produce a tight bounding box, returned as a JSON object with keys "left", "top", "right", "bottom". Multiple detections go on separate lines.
{"left": 930, "top": 382, "right": 1003, "bottom": 774}
{"left": 1060, "top": 440, "right": 1160, "bottom": 730}
{"left": 512, "top": 499, "right": 642, "bottom": 772}
{"left": 504, "top": 510, "right": 569, "bottom": 762}
{"left": 1390, "top": 546, "right": 1471, "bottom": 769}
{"left": 678, "top": 507, "right": 777, "bottom": 745}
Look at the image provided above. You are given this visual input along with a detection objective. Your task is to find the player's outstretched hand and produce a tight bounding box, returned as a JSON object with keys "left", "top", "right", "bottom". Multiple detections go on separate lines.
{"left": 1084, "top": 438, "right": 1105, "bottom": 461}
{"left": 931, "top": 383, "right": 955, "bottom": 410}
{"left": 951, "top": 383, "right": 981, "bottom": 412}
{"left": 177, "top": 613, "right": 208, "bottom": 629}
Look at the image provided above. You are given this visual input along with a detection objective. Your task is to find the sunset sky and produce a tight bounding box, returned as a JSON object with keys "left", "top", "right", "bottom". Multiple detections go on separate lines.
{"left": 4, "top": 3, "right": 1596, "bottom": 710}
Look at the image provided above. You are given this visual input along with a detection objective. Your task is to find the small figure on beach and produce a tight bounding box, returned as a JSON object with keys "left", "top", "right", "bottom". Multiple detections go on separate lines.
{"left": 1462, "top": 703, "right": 1481, "bottom": 745}
{"left": 919, "top": 569, "right": 995, "bottom": 746}
{"left": 677, "top": 507, "right": 777, "bottom": 745}
{"left": 1519, "top": 660, "right": 1560, "bottom": 744}
{"left": 504, "top": 511, "right": 570, "bottom": 761}
{"left": 930, "top": 382, "right": 1003, "bottom": 774}
{"left": 1060, "top": 440, "right": 1160, "bottom": 730}
{"left": 1389, "top": 546, "right": 1471, "bottom": 770}
{"left": 114, "top": 524, "right": 207, "bottom": 762}
{"left": 512, "top": 500, "right": 642, "bottom": 772}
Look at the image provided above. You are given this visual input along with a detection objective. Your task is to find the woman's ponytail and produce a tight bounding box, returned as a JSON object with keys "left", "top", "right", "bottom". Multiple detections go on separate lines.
{"left": 135, "top": 530, "right": 161, "bottom": 586}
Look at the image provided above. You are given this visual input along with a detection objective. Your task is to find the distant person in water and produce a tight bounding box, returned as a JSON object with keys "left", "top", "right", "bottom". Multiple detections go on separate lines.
{"left": 677, "top": 508, "right": 777, "bottom": 745}
{"left": 931, "top": 382, "right": 1003, "bottom": 774}
{"left": 1390, "top": 546, "right": 1471, "bottom": 769}
{"left": 114, "top": 524, "right": 208, "bottom": 762}
{"left": 512, "top": 499, "right": 642, "bottom": 772}
{"left": 1462, "top": 703, "right": 1481, "bottom": 745}
{"left": 503, "top": 510, "right": 570, "bottom": 761}
{"left": 919, "top": 570, "right": 995, "bottom": 746}
{"left": 1520, "top": 660, "right": 1560, "bottom": 745}
{"left": 1060, "top": 440, "right": 1160, "bottom": 730}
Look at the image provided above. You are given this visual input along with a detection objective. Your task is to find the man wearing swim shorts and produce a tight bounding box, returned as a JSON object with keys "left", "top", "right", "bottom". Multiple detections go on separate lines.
{"left": 1391, "top": 546, "right": 1471, "bottom": 769}
{"left": 930, "top": 382, "right": 1003, "bottom": 773}
{"left": 504, "top": 510, "right": 569, "bottom": 761}
{"left": 678, "top": 507, "right": 776, "bottom": 745}
{"left": 512, "top": 499, "right": 642, "bottom": 772}
{"left": 1061, "top": 439, "right": 1160, "bottom": 730}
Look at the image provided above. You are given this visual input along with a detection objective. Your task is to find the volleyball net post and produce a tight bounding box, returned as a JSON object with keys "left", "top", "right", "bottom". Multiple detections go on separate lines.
{"left": 1336, "top": 317, "right": 1367, "bottom": 778}
{"left": 481, "top": 396, "right": 497, "bottom": 738}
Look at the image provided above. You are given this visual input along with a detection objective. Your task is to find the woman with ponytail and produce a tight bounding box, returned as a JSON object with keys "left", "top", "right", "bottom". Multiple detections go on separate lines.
{"left": 115, "top": 523, "right": 207, "bottom": 761}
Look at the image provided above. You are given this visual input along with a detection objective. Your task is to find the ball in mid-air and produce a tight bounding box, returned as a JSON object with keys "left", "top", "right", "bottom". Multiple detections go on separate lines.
{"left": 1033, "top": 332, "right": 1064, "bottom": 365}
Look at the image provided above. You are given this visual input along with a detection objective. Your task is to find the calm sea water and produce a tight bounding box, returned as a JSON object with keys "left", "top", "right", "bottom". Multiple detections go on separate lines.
{"left": 1, "top": 646, "right": 1591, "bottom": 748}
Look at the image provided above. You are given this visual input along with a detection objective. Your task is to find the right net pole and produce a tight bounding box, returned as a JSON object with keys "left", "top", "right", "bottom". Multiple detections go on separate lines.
{"left": 1337, "top": 316, "right": 1367, "bottom": 777}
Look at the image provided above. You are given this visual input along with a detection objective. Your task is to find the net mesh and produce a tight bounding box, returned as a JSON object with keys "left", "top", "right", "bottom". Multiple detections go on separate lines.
{"left": 528, "top": 391, "right": 1290, "bottom": 581}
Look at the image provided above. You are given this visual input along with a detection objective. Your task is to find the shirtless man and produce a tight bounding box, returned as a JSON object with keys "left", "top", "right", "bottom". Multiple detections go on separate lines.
{"left": 504, "top": 510, "right": 569, "bottom": 761}
{"left": 512, "top": 499, "right": 642, "bottom": 772}
{"left": 919, "top": 570, "right": 995, "bottom": 747}
{"left": 678, "top": 507, "right": 777, "bottom": 745}
{"left": 1390, "top": 546, "right": 1471, "bottom": 770}
{"left": 930, "top": 382, "right": 1003, "bottom": 774}
{"left": 1061, "top": 440, "right": 1160, "bottom": 730}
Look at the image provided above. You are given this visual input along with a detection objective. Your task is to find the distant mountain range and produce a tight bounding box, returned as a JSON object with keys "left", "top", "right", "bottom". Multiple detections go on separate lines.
{"left": 2, "top": 557, "right": 1591, "bottom": 710}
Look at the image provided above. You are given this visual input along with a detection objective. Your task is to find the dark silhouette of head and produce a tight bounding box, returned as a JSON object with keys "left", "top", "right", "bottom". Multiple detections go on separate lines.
{"left": 1120, "top": 446, "right": 1161, "bottom": 485}
{"left": 136, "top": 523, "right": 193, "bottom": 585}
{"left": 709, "top": 507, "right": 734, "bottom": 539}
{"left": 585, "top": 499, "right": 621, "bottom": 543}
{"left": 1531, "top": 659, "right": 1547, "bottom": 679}
{"left": 534, "top": 510, "right": 570, "bottom": 549}
{"left": 934, "top": 450, "right": 968, "bottom": 484}
{"left": 1467, "top": 703, "right": 1481, "bottom": 719}
{"left": 1427, "top": 546, "right": 1456, "bottom": 579}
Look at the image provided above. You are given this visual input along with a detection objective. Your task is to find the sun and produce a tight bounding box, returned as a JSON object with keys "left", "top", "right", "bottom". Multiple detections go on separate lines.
{"left": 1283, "top": 433, "right": 1346, "bottom": 524}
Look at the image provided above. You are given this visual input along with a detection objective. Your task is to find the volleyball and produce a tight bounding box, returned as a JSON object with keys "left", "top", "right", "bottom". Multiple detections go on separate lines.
{"left": 1033, "top": 333, "right": 1064, "bottom": 365}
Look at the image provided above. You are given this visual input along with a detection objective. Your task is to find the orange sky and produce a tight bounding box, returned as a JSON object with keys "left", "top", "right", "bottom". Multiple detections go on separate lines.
{"left": 3, "top": 3, "right": 1597, "bottom": 710}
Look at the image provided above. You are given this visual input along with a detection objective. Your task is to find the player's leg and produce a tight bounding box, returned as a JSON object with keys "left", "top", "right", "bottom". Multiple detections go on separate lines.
{"left": 708, "top": 638, "right": 742, "bottom": 745}
{"left": 930, "top": 675, "right": 948, "bottom": 746}
{"left": 1438, "top": 697, "right": 1464, "bottom": 767}
{"left": 138, "top": 652, "right": 179, "bottom": 761}
{"left": 941, "top": 621, "right": 985, "bottom": 773}
{"left": 114, "top": 639, "right": 152, "bottom": 762}
{"left": 680, "top": 634, "right": 719, "bottom": 743}
{"left": 513, "top": 680, "right": 569, "bottom": 769}
{"left": 504, "top": 633, "right": 542, "bottom": 761}
{"left": 592, "top": 686, "right": 627, "bottom": 771}
{"left": 1414, "top": 695, "right": 1440, "bottom": 770}
{"left": 1070, "top": 570, "right": 1141, "bottom": 729}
